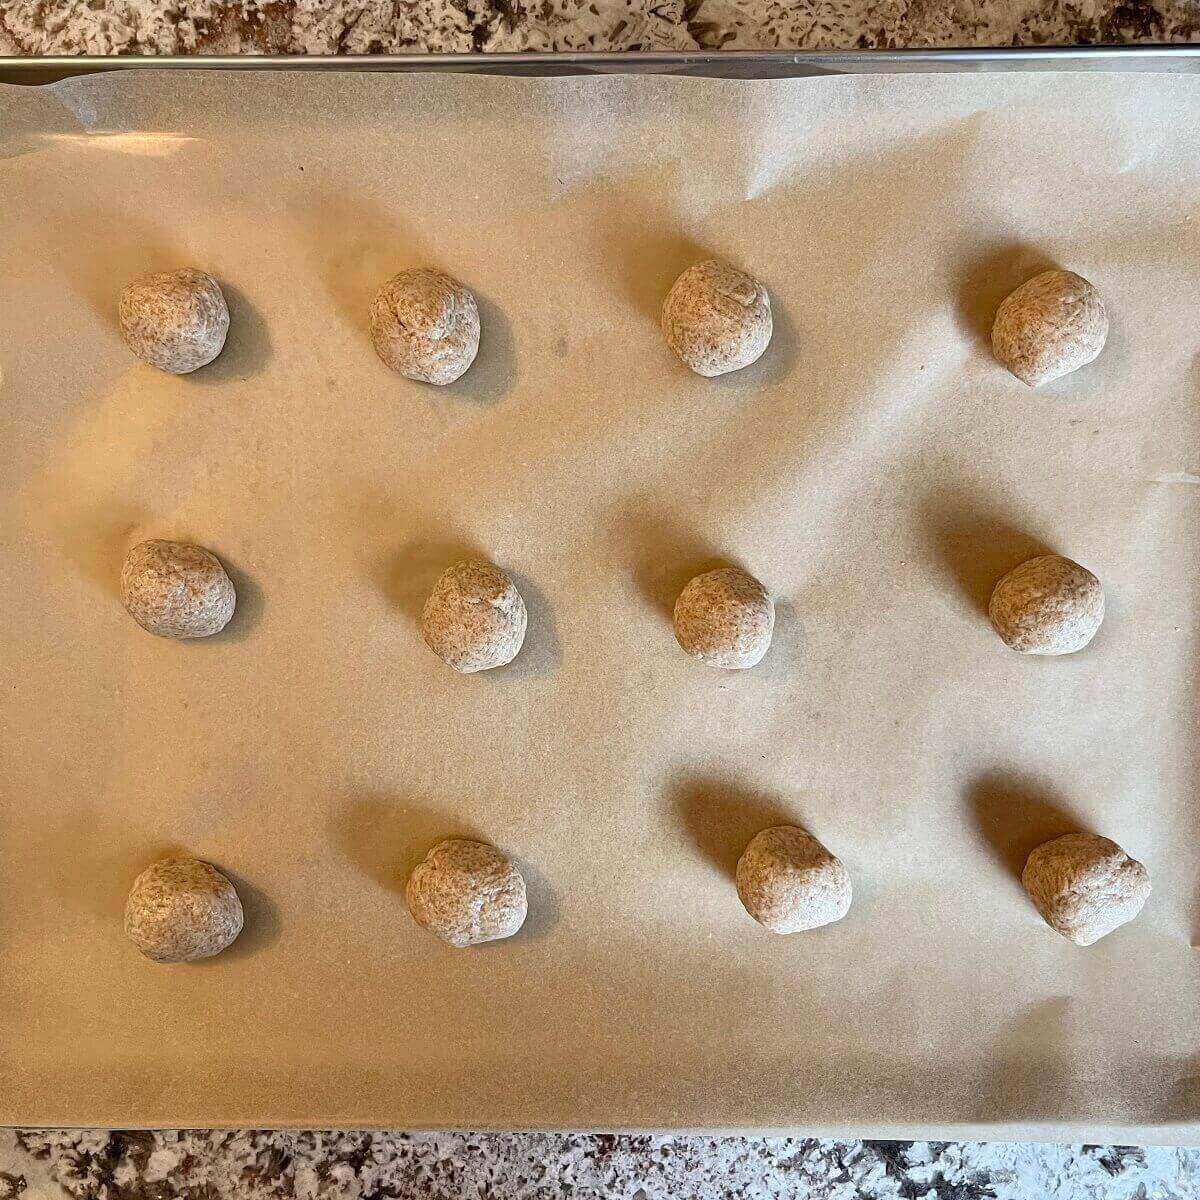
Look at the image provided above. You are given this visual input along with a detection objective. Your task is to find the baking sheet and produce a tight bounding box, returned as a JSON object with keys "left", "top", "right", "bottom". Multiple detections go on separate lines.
{"left": 1, "top": 68, "right": 1198, "bottom": 1140}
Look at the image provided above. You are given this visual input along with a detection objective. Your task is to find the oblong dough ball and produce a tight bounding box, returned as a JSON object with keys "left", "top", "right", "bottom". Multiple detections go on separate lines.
{"left": 1022, "top": 832, "right": 1150, "bottom": 946}
{"left": 673, "top": 567, "right": 774, "bottom": 669}
{"left": 370, "top": 268, "right": 480, "bottom": 385}
{"left": 118, "top": 269, "right": 229, "bottom": 374}
{"left": 992, "top": 269, "right": 1108, "bottom": 387}
{"left": 406, "top": 838, "right": 527, "bottom": 948}
{"left": 662, "top": 260, "right": 772, "bottom": 377}
{"left": 121, "top": 539, "right": 237, "bottom": 639}
{"left": 737, "top": 826, "right": 852, "bottom": 934}
{"left": 125, "top": 857, "right": 244, "bottom": 963}
{"left": 988, "top": 553, "right": 1103, "bottom": 655}
{"left": 420, "top": 559, "right": 527, "bottom": 673}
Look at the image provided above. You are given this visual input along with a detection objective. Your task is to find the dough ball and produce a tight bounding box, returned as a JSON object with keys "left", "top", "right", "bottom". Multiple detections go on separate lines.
{"left": 1022, "top": 833, "right": 1150, "bottom": 946}
{"left": 406, "top": 838, "right": 527, "bottom": 948}
{"left": 121, "top": 539, "right": 237, "bottom": 640}
{"left": 661, "top": 260, "right": 772, "bottom": 377}
{"left": 992, "top": 269, "right": 1108, "bottom": 387}
{"left": 370, "top": 268, "right": 480, "bottom": 385}
{"left": 125, "top": 857, "right": 244, "bottom": 963}
{"left": 988, "top": 553, "right": 1103, "bottom": 655}
{"left": 118, "top": 269, "right": 229, "bottom": 375}
{"left": 673, "top": 567, "right": 774, "bottom": 669}
{"left": 736, "top": 826, "right": 852, "bottom": 934}
{"left": 420, "top": 559, "right": 527, "bottom": 673}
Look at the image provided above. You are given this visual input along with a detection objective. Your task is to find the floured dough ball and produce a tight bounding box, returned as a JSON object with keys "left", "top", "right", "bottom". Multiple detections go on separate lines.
{"left": 406, "top": 838, "right": 527, "bottom": 948}
{"left": 121, "top": 539, "right": 237, "bottom": 640}
{"left": 989, "top": 553, "right": 1103, "bottom": 655}
{"left": 118, "top": 269, "right": 229, "bottom": 374}
{"left": 1022, "top": 833, "right": 1150, "bottom": 946}
{"left": 736, "top": 826, "right": 852, "bottom": 934}
{"left": 421, "top": 559, "right": 527, "bottom": 673}
{"left": 673, "top": 567, "right": 774, "bottom": 669}
{"left": 662, "top": 260, "right": 772, "bottom": 377}
{"left": 370, "top": 268, "right": 480, "bottom": 385}
{"left": 992, "top": 269, "right": 1108, "bottom": 387}
{"left": 125, "top": 857, "right": 244, "bottom": 963}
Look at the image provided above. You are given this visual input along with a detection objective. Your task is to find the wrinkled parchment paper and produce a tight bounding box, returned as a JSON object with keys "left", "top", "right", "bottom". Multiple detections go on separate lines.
{"left": 1, "top": 69, "right": 1198, "bottom": 1138}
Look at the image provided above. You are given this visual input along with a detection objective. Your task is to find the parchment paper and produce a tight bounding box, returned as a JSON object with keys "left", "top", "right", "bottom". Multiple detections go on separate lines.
{"left": 1, "top": 69, "right": 1198, "bottom": 1140}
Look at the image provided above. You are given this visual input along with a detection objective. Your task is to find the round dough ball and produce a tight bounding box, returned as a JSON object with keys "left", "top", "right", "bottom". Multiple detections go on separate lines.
{"left": 370, "top": 268, "right": 480, "bottom": 385}
{"left": 125, "top": 857, "right": 244, "bottom": 963}
{"left": 118, "top": 269, "right": 230, "bottom": 375}
{"left": 121, "top": 539, "right": 237, "bottom": 640}
{"left": 736, "top": 826, "right": 852, "bottom": 934}
{"left": 673, "top": 567, "right": 774, "bottom": 669}
{"left": 992, "top": 269, "right": 1108, "bottom": 387}
{"left": 1022, "top": 832, "right": 1150, "bottom": 946}
{"left": 406, "top": 838, "right": 527, "bottom": 948}
{"left": 988, "top": 553, "right": 1103, "bottom": 655}
{"left": 661, "top": 260, "right": 772, "bottom": 377}
{"left": 420, "top": 559, "right": 527, "bottom": 673}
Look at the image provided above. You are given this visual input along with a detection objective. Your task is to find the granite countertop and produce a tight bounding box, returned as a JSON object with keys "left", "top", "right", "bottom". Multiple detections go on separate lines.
{"left": 1, "top": 0, "right": 1198, "bottom": 54}
{"left": 2, "top": 7, "right": 1198, "bottom": 1198}
{"left": 3, "top": 1131, "right": 1199, "bottom": 1199}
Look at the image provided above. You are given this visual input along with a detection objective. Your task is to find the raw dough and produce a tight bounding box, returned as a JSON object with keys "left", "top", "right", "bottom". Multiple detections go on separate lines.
{"left": 121, "top": 539, "right": 237, "bottom": 639}
{"left": 988, "top": 553, "right": 1103, "bottom": 655}
{"left": 118, "top": 268, "right": 229, "bottom": 374}
{"left": 661, "top": 260, "right": 772, "bottom": 377}
{"left": 406, "top": 838, "right": 527, "bottom": 948}
{"left": 736, "top": 826, "right": 852, "bottom": 934}
{"left": 1022, "top": 832, "right": 1150, "bottom": 946}
{"left": 370, "top": 268, "right": 480, "bottom": 385}
{"left": 673, "top": 567, "right": 774, "bottom": 669}
{"left": 124, "top": 857, "right": 244, "bottom": 963}
{"left": 420, "top": 559, "right": 527, "bottom": 673}
{"left": 992, "top": 269, "right": 1108, "bottom": 387}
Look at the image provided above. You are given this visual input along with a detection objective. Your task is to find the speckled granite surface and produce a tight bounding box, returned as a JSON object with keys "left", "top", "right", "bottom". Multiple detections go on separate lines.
{"left": 2, "top": 1132, "right": 1198, "bottom": 1199}
{"left": 1, "top": 0, "right": 1198, "bottom": 54}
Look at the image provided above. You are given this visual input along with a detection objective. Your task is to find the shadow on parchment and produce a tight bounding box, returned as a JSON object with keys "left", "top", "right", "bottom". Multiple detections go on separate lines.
{"left": 604, "top": 503, "right": 734, "bottom": 623}
{"left": 38, "top": 828, "right": 186, "bottom": 925}
{"left": 440, "top": 291, "right": 517, "bottom": 408}
{"left": 512, "top": 858, "right": 560, "bottom": 943}
{"left": 55, "top": 503, "right": 148, "bottom": 601}
{"left": 919, "top": 485, "right": 1054, "bottom": 619}
{"left": 966, "top": 769, "right": 1086, "bottom": 885}
{"left": 331, "top": 792, "right": 485, "bottom": 897}
{"left": 212, "top": 552, "right": 265, "bottom": 644}
{"left": 496, "top": 569, "right": 562, "bottom": 681}
{"left": 1160, "top": 1059, "right": 1200, "bottom": 1122}
{"left": 668, "top": 773, "right": 805, "bottom": 882}
{"left": 969, "top": 998, "right": 1076, "bottom": 1124}
{"left": 571, "top": 164, "right": 711, "bottom": 329}
{"left": 189, "top": 280, "right": 272, "bottom": 385}
{"left": 705, "top": 292, "right": 800, "bottom": 393}
{"left": 373, "top": 530, "right": 484, "bottom": 626}
{"left": 952, "top": 239, "right": 1059, "bottom": 352}
{"left": 192, "top": 865, "right": 282, "bottom": 966}
{"left": 57, "top": 215, "right": 178, "bottom": 329}
{"left": 301, "top": 192, "right": 514, "bottom": 405}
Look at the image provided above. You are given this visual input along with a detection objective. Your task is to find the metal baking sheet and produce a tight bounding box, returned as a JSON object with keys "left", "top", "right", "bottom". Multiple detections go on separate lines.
{"left": 1, "top": 67, "right": 1198, "bottom": 1140}
{"left": 4, "top": 46, "right": 1200, "bottom": 84}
